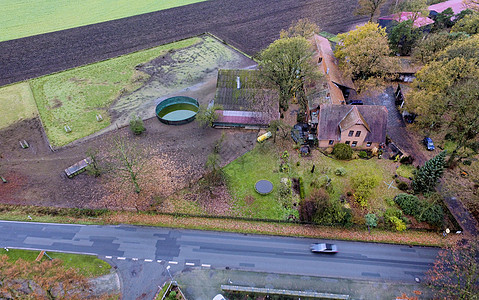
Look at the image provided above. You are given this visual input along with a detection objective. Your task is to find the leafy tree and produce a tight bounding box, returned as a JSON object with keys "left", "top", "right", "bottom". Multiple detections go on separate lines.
{"left": 280, "top": 18, "right": 320, "bottom": 39}
{"left": 406, "top": 35, "right": 479, "bottom": 131}
{"left": 352, "top": 171, "right": 380, "bottom": 207}
{"left": 196, "top": 104, "right": 222, "bottom": 128}
{"left": 204, "top": 135, "right": 225, "bottom": 186}
{"left": 426, "top": 240, "right": 479, "bottom": 299}
{"left": 451, "top": 13, "right": 479, "bottom": 35}
{"left": 412, "top": 151, "right": 447, "bottom": 193}
{"left": 389, "top": 19, "right": 422, "bottom": 55}
{"left": 258, "top": 37, "right": 318, "bottom": 112}
{"left": 412, "top": 31, "right": 469, "bottom": 64}
{"left": 432, "top": 7, "right": 455, "bottom": 31}
{"left": 334, "top": 22, "right": 395, "bottom": 91}
{"left": 388, "top": 216, "right": 407, "bottom": 231}
{"left": 332, "top": 143, "right": 353, "bottom": 160}
{"left": 354, "top": 0, "right": 388, "bottom": 22}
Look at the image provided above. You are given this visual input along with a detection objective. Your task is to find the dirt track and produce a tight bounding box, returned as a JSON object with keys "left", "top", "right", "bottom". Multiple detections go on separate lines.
{"left": 0, "top": 0, "right": 371, "bottom": 86}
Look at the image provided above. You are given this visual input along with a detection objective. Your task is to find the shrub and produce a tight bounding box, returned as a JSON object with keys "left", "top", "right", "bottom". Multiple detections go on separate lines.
{"left": 365, "top": 213, "right": 378, "bottom": 228}
{"left": 129, "top": 115, "right": 145, "bottom": 135}
{"left": 300, "top": 188, "right": 328, "bottom": 222}
{"left": 196, "top": 104, "right": 221, "bottom": 127}
{"left": 397, "top": 181, "right": 409, "bottom": 191}
{"left": 358, "top": 151, "right": 368, "bottom": 159}
{"left": 352, "top": 172, "right": 380, "bottom": 207}
{"left": 332, "top": 143, "right": 353, "bottom": 160}
{"left": 335, "top": 167, "right": 347, "bottom": 176}
{"left": 400, "top": 155, "right": 414, "bottom": 165}
{"left": 388, "top": 216, "right": 406, "bottom": 231}
{"left": 463, "top": 160, "right": 472, "bottom": 166}
{"left": 420, "top": 203, "right": 444, "bottom": 227}
{"left": 394, "top": 193, "right": 421, "bottom": 216}
{"left": 298, "top": 177, "right": 305, "bottom": 199}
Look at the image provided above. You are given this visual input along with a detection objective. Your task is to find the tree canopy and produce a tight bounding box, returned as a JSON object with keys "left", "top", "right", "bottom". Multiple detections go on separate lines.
{"left": 279, "top": 18, "right": 320, "bottom": 39}
{"left": 258, "top": 36, "right": 317, "bottom": 112}
{"left": 354, "top": 0, "right": 388, "bottom": 22}
{"left": 335, "top": 22, "right": 395, "bottom": 91}
{"left": 389, "top": 19, "right": 422, "bottom": 55}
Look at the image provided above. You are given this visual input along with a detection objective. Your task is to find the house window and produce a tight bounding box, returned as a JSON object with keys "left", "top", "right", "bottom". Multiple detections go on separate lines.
{"left": 348, "top": 130, "right": 354, "bottom": 137}
{"left": 329, "top": 140, "right": 334, "bottom": 145}
{"left": 355, "top": 131, "right": 361, "bottom": 137}
{"left": 345, "top": 141, "right": 350, "bottom": 145}
{"left": 366, "top": 141, "right": 372, "bottom": 147}
{"left": 352, "top": 141, "right": 358, "bottom": 147}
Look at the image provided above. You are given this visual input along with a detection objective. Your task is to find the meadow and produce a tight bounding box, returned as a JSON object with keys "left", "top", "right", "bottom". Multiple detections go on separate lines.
{"left": 30, "top": 37, "right": 201, "bottom": 146}
{"left": 0, "top": 0, "right": 208, "bottom": 42}
{"left": 0, "top": 83, "right": 38, "bottom": 129}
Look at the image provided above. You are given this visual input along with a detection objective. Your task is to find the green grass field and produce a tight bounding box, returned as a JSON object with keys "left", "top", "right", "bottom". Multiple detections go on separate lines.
{"left": 224, "top": 143, "right": 401, "bottom": 220}
{"left": 0, "top": 248, "right": 111, "bottom": 277}
{"left": 1, "top": 0, "right": 208, "bottom": 42}
{"left": 0, "top": 82, "right": 38, "bottom": 129}
{"left": 31, "top": 37, "right": 201, "bottom": 146}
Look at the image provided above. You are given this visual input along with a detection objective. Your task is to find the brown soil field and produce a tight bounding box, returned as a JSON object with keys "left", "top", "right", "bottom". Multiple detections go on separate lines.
{"left": 0, "top": 0, "right": 376, "bottom": 86}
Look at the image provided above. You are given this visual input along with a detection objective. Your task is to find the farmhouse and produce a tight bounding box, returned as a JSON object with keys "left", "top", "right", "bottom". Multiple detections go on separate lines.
{"left": 317, "top": 104, "right": 387, "bottom": 149}
{"left": 212, "top": 69, "right": 279, "bottom": 128}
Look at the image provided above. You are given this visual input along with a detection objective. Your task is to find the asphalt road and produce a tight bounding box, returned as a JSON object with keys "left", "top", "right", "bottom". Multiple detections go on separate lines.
{"left": 0, "top": 220, "right": 439, "bottom": 298}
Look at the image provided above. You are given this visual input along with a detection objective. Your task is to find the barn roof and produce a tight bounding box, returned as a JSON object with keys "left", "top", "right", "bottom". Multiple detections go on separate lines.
{"left": 428, "top": 0, "right": 467, "bottom": 15}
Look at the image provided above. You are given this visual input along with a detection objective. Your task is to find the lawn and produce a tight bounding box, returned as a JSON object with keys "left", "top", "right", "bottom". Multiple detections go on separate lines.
{"left": 0, "top": 248, "right": 111, "bottom": 277}
{"left": 0, "top": 82, "right": 38, "bottom": 129}
{"left": 0, "top": 0, "right": 208, "bottom": 42}
{"left": 224, "top": 142, "right": 402, "bottom": 220}
{"left": 30, "top": 37, "right": 201, "bottom": 146}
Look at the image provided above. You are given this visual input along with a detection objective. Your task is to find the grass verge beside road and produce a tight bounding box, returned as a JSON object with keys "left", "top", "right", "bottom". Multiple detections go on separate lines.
{"left": 0, "top": 248, "right": 111, "bottom": 277}
{"left": 0, "top": 205, "right": 458, "bottom": 247}
{"left": 1, "top": 0, "right": 208, "bottom": 42}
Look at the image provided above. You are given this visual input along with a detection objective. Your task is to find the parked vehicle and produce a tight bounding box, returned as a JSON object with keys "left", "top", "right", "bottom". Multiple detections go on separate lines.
{"left": 310, "top": 243, "right": 338, "bottom": 253}
{"left": 423, "top": 137, "right": 435, "bottom": 151}
{"left": 349, "top": 100, "right": 363, "bottom": 105}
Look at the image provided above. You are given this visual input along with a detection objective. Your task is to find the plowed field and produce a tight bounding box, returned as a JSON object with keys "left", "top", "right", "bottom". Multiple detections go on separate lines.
{"left": 0, "top": 0, "right": 371, "bottom": 86}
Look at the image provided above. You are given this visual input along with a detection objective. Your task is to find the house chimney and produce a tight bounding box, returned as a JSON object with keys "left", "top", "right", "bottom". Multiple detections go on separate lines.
{"left": 236, "top": 76, "right": 241, "bottom": 89}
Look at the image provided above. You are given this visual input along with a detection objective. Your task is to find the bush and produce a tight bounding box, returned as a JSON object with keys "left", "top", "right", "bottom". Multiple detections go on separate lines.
{"left": 196, "top": 104, "right": 221, "bottom": 127}
{"left": 400, "top": 155, "right": 414, "bottom": 165}
{"left": 129, "top": 115, "right": 145, "bottom": 135}
{"left": 335, "top": 167, "right": 347, "bottom": 176}
{"left": 463, "top": 160, "right": 472, "bottom": 166}
{"left": 358, "top": 151, "right": 368, "bottom": 159}
{"left": 298, "top": 177, "right": 305, "bottom": 200}
{"left": 352, "top": 172, "right": 380, "bottom": 207}
{"left": 421, "top": 203, "right": 444, "bottom": 227}
{"left": 394, "top": 193, "right": 421, "bottom": 216}
{"left": 332, "top": 143, "right": 353, "bottom": 160}
{"left": 388, "top": 216, "right": 406, "bottom": 231}
{"left": 397, "top": 181, "right": 409, "bottom": 191}
{"left": 365, "top": 213, "right": 378, "bottom": 228}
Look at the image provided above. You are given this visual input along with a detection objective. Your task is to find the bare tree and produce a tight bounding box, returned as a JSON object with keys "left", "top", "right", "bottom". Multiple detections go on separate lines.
{"left": 355, "top": 0, "right": 388, "bottom": 22}
{"left": 108, "top": 137, "right": 146, "bottom": 194}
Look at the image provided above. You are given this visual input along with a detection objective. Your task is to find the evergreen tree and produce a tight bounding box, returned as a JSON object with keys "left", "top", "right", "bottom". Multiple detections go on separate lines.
{"left": 412, "top": 151, "right": 447, "bottom": 193}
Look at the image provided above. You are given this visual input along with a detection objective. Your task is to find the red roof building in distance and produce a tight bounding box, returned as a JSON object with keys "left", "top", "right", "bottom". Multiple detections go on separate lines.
{"left": 428, "top": 0, "right": 468, "bottom": 15}
{"left": 378, "top": 12, "right": 435, "bottom": 28}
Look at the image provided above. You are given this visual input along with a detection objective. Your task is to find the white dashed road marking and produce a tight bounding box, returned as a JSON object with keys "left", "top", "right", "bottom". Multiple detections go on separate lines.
{"left": 132, "top": 258, "right": 138, "bottom": 261}
{"left": 157, "top": 260, "right": 163, "bottom": 263}
{"left": 117, "top": 257, "right": 126, "bottom": 260}
{"left": 168, "top": 261, "right": 178, "bottom": 264}
{"left": 185, "top": 262, "right": 195, "bottom": 266}
{"left": 105, "top": 256, "right": 112, "bottom": 259}
{"left": 145, "top": 259, "right": 153, "bottom": 262}
{"left": 201, "top": 264, "right": 211, "bottom": 268}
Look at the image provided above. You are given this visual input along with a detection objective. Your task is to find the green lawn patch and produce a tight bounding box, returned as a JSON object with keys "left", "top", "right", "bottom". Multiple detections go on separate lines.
{"left": 318, "top": 31, "right": 340, "bottom": 43}
{"left": 0, "top": 82, "right": 38, "bottom": 129}
{"left": 224, "top": 144, "right": 401, "bottom": 220}
{"left": 1, "top": 0, "right": 208, "bottom": 42}
{"left": 0, "top": 248, "right": 111, "bottom": 277}
{"left": 30, "top": 37, "right": 201, "bottom": 146}
{"left": 396, "top": 164, "right": 416, "bottom": 179}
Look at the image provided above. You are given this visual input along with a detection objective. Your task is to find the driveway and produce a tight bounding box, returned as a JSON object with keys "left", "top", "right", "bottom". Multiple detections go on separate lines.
{"left": 360, "top": 85, "right": 427, "bottom": 166}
